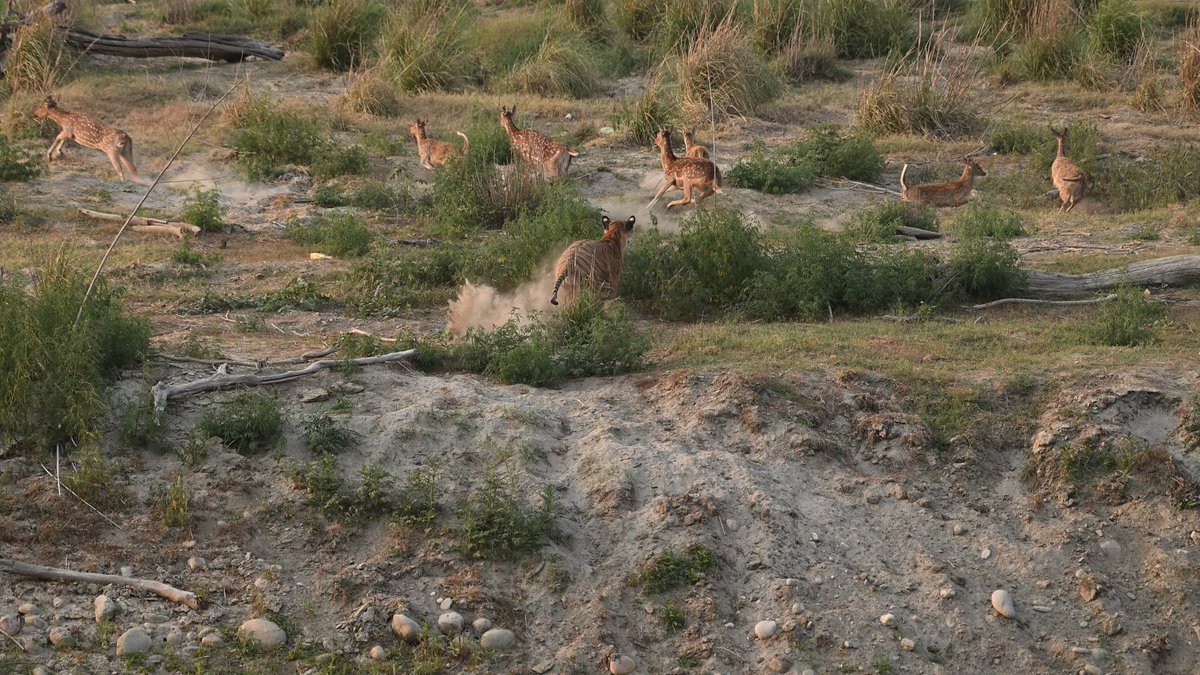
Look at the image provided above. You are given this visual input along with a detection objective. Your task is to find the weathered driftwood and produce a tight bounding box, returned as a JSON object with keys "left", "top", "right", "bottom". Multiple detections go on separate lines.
{"left": 154, "top": 346, "right": 340, "bottom": 369}
{"left": 969, "top": 294, "right": 1118, "bottom": 310}
{"left": 151, "top": 349, "right": 416, "bottom": 411}
{"left": 64, "top": 29, "right": 283, "bottom": 62}
{"left": 0, "top": 558, "right": 199, "bottom": 610}
{"left": 1024, "top": 255, "right": 1200, "bottom": 298}
{"left": 79, "top": 208, "right": 201, "bottom": 239}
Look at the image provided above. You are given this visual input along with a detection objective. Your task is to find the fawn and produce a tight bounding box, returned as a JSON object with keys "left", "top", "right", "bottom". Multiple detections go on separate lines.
{"left": 651, "top": 126, "right": 722, "bottom": 209}
{"left": 1050, "top": 126, "right": 1086, "bottom": 213}
{"left": 682, "top": 128, "right": 710, "bottom": 159}
{"left": 500, "top": 105, "right": 578, "bottom": 178}
{"left": 899, "top": 156, "right": 986, "bottom": 208}
{"left": 409, "top": 118, "right": 468, "bottom": 170}
{"left": 34, "top": 96, "right": 139, "bottom": 182}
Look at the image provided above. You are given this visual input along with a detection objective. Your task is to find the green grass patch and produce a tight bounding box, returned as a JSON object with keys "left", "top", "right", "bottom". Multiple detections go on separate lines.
{"left": 301, "top": 412, "right": 362, "bottom": 455}
{"left": 954, "top": 203, "right": 1026, "bottom": 240}
{"left": 286, "top": 212, "right": 374, "bottom": 257}
{"left": 727, "top": 124, "right": 883, "bottom": 194}
{"left": 458, "top": 468, "right": 557, "bottom": 559}
{"left": 846, "top": 202, "right": 937, "bottom": 242}
{"left": 636, "top": 544, "right": 715, "bottom": 593}
{"left": 196, "top": 391, "right": 284, "bottom": 454}
{"left": 180, "top": 186, "right": 225, "bottom": 233}
{"left": 0, "top": 143, "right": 42, "bottom": 180}
{"left": 1087, "top": 284, "right": 1167, "bottom": 346}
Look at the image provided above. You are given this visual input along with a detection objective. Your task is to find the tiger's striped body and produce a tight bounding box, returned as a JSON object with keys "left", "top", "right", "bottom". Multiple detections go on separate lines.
{"left": 550, "top": 215, "right": 636, "bottom": 306}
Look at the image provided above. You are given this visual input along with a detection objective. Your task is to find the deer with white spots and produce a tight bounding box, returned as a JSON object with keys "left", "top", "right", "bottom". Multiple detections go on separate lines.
{"left": 500, "top": 105, "right": 578, "bottom": 178}
{"left": 34, "top": 96, "right": 139, "bottom": 182}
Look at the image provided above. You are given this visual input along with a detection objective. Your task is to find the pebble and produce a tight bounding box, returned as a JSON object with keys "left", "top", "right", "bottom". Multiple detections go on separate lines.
{"left": 1099, "top": 540, "right": 1121, "bottom": 556}
{"left": 473, "top": 617, "right": 493, "bottom": 634}
{"left": 609, "top": 653, "right": 636, "bottom": 674}
{"left": 1078, "top": 577, "right": 1099, "bottom": 602}
{"left": 201, "top": 633, "right": 224, "bottom": 648}
{"left": 865, "top": 492, "right": 881, "bottom": 505}
{"left": 144, "top": 613, "right": 169, "bottom": 625}
{"left": 24, "top": 616, "right": 48, "bottom": 631}
{"left": 767, "top": 656, "right": 792, "bottom": 672}
{"left": 1032, "top": 605, "right": 1052, "bottom": 613}
{"left": 952, "top": 523, "right": 968, "bottom": 536}
{"left": 187, "top": 557, "right": 206, "bottom": 572}
{"left": 392, "top": 614, "right": 421, "bottom": 643}
{"left": 981, "top": 548, "right": 992, "bottom": 560}
{"left": 724, "top": 622, "right": 735, "bottom": 629}
{"left": 116, "top": 628, "right": 152, "bottom": 656}
{"left": 791, "top": 603, "right": 805, "bottom": 615}
{"left": 0, "top": 614, "right": 21, "bottom": 635}
{"left": 17, "top": 603, "right": 35, "bottom": 615}
{"left": 480, "top": 628, "right": 516, "bottom": 651}
{"left": 165, "top": 629, "right": 184, "bottom": 647}
{"left": 437, "top": 612, "right": 464, "bottom": 635}
{"left": 991, "top": 590, "right": 1016, "bottom": 619}
{"left": 32, "top": 667, "right": 49, "bottom": 675}
{"left": 237, "top": 618, "right": 287, "bottom": 651}
{"left": 369, "top": 645, "right": 386, "bottom": 660}
{"left": 120, "top": 566, "right": 133, "bottom": 578}
{"left": 879, "top": 613, "right": 896, "bottom": 628}
{"left": 299, "top": 389, "right": 330, "bottom": 403}
{"left": 48, "top": 626, "right": 74, "bottom": 647}
{"left": 1191, "top": 531, "right": 1200, "bottom": 547}
{"left": 1083, "top": 665, "right": 1103, "bottom": 675}
{"left": 754, "top": 620, "right": 778, "bottom": 640}
{"left": 439, "top": 598, "right": 453, "bottom": 611}
{"left": 900, "top": 637, "right": 915, "bottom": 651}
{"left": 802, "top": 671, "right": 817, "bottom": 675}
{"left": 94, "top": 595, "right": 119, "bottom": 623}
{"left": 939, "top": 587, "right": 956, "bottom": 599}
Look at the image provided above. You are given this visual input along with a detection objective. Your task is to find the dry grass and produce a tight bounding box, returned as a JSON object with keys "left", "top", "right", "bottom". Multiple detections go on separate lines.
{"left": 505, "top": 34, "right": 600, "bottom": 98}
{"left": 340, "top": 67, "right": 403, "bottom": 117}
{"left": 4, "top": 16, "right": 76, "bottom": 93}
{"left": 1182, "top": 20, "right": 1200, "bottom": 111}
{"left": 674, "top": 15, "right": 780, "bottom": 122}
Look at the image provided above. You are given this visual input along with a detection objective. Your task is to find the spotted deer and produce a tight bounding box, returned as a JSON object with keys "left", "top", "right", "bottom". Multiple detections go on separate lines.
{"left": 682, "top": 128, "right": 710, "bottom": 159}
{"left": 33, "top": 96, "right": 139, "bottom": 182}
{"left": 1050, "top": 126, "right": 1086, "bottom": 212}
{"left": 899, "top": 156, "right": 987, "bottom": 208}
{"left": 652, "top": 127, "right": 722, "bottom": 209}
{"left": 499, "top": 105, "right": 578, "bottom": 178}
{"left": 409, "top": 118, "right": 468, "bottom": 170}
{"left": 550, "top": 215, "right": 635, "bottom": 306}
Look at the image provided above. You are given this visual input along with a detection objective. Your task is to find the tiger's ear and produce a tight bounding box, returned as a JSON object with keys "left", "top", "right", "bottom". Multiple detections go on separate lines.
{"left": 625, "top": 215, "right": 635, "bottom": 231}
{"left": 601, "top": 215, "right": 610, "bottom": 229}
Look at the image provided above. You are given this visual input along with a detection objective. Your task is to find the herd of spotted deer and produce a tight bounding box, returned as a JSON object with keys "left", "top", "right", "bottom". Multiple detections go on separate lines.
{"left": 28, "top": 95, "right": 1089, "bottom": 307}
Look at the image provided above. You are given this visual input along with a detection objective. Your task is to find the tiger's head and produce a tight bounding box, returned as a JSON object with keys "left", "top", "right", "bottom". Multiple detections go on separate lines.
{"left": 600, "top": 214, "right": 635, "bottom": 246}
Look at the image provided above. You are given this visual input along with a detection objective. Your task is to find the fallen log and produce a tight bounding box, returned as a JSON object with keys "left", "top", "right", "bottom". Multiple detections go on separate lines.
{"left": 63, "top": 29, "right": 284, "bottom": 62}
{"left": 1024, "top": 255, "right": 1200, "bottom": 298}
{"left": 79, "top": 208, "right": 200, "bottom": 239}
{"left": 0, "top": 558, "right": 199, "bottom": 610}
{"left": 896, "top": 225, "right": 942, "bottom": 240}
{"left": 968, "top": 294, "right": 1118, "bottom": 310}
{"left": 151, "top": 349, "right": 416, "bottom": 411}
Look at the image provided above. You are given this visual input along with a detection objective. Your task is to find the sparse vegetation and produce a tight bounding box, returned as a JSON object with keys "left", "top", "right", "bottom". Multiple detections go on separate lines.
{"left": 0, "top": 144, "right": 42, "bottom": 180}
{"left": 846, "top": 202, "right": 938, "bottom": 242}
{"left": 955, "top": 203, "right": 1026, "bottom": 240}
{"left": 727, "top": 125, "right": 883, "bottom": 194}
{"left": 637, "top": 544, "right": 715, "bottom": 593}
{"left": 458, "top": 469, "right": 557, "bottom": 559}
{"left": 118, "top": 390, "right": 169, "bottom": 454}
{"left": 1087, "top": 284, "right": 1166, "bottom": 346}
{"left": 196, "top": 392, "right": 284, "bottom": 454}
{"left": 301, "top": 412, "right": 362, "bottom": 455}
{"left": 660, "top": 602, "right": 686, "bottom": 633}
{"left": 152, "top": 474, "right": 191, "bottom": 528}
{"left": 286, "top": 213, "right": 374, "bottom": 257}
{"left": 180, "top": 186, "right": 225, "bottom": 233}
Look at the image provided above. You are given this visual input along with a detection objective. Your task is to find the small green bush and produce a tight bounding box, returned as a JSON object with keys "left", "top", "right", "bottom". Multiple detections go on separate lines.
{"left": 231, "top": 102, "right": 326, "bottom": 180}
{"left": 180, "top": 186, "right": 225, "bottom": 233}
{"left": 0, "top": 143, "right": 42, "bottom": 180}
{"left": 846, "top": 202, "right": 937, "bottom": 243}
{"left": 308, "top": 0, "right": 385, "bottom": 71}
{"left": 792, "top": 124, "right": 884, "bottom": 182}
{"left": 426, "top": 154, "right": 548, "bottom": 237}
{"left": 339, "top": 246, "right": 463, "bottom": 314}
{"left": 987, "top": 119, "right": 1048, "bottom": 155}
{"left": 947, "top": 237, "right": 1024, "bottom": 300}
{"left": 393, "top": 462, "right": 443, "bottom": 527}
{"left": 301, "top": 412, "right": 362, "bottom": 455}
{"left": 312, "top": 145, "right": 370, "bottom": 180}
{"left": 196, "top": 392, "right": 284, "bottom": 454}
{"left": 461, "top": 107, "right": 514, "bottom": 165}
{"left": 726, "top": 143, "right": 816, "bottom": 194}
{"left": 955, "top": 203, "right": 1025, "bottom": 240}
{"left": 1087, "top": 284, "right": 1166, "bottom": 346}
{"left": 458, "top": 469, "right": 557, "bottom": 559}
{"left": 286, "top": 212, "right": 374, "bottom": 257}
{"left": 152, "top": 474, "right": 190, "bottom": 528}
{"left": 637, "top": 544, "right": 715, "bottom": 593}
{"left": 169, "top": 240, "right": 221, "bottom": 266}
{"left": 118, "top": 390, "right": 169, "bottom": 454}
{"left": 290, "top": 457, "right": 401, "bottom": 519}
{"left": 0, "top": 259, "right": 150, "bottom": 451}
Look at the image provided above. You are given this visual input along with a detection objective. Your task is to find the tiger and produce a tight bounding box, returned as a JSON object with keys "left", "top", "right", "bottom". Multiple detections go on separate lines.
{"left": 550, "top": 215, "right": 636, "bottom": 306}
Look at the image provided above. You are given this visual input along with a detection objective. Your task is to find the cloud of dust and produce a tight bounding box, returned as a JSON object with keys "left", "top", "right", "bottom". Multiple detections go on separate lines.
{"left": 446, "top": 267, "right": 558, "bottom": 336}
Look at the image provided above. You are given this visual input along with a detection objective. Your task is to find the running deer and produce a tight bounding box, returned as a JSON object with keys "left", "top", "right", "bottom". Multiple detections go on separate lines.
{"left": 34, "top": 96, "right": 139, "bottom": 182}
{"left": 499, "top": 105, "right": 578, "bottom": 178}
{"left": 1050, "top": 126, "right": 1086, "bottom": 212}
{"left": 409, "top": 118, "right": 468, "bottom": 170}
{"left": 682, "top": 128, "right": 710, "bottom": 159}
{"left": 651, "top": 126, "right": 722, "bottom": 209}
{"left": 899, "top": 156, "right": 987, "bottom": 208}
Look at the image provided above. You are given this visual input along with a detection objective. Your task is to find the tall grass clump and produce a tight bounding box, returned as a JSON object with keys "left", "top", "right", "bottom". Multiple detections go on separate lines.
{"left": 675, "top": 16, "right": 781, "bottom": 122}
{"left": 461, "top": 106, "right": 514, "bottom": 164}
{"left": 230, "top": 99, "right": 367, "bottom": 180}
{"left": 555, "top": 0, "right": 609, "bottom": 41}
{"left": 858, "top": 28, "right": 986, "bottom": 138}
{"left": 955, "top": 203, "right": 1026, "bottom": 239}
{"left": 286, "top": 212, "right": 374, "bottom": 257}
{"left": 1086, "top": 0, "right": 1142, "bottom": 61}
{"left": 810, "top": 0, "right": 918, "bottom": 59}
{"left": 180, "top": 186, "right": 225, "bottom": 233}
{"left": 776, "top": 30, "right": 848, "bottom": 84}
{"left": 615, "top": 0, "right": 732, "bottom": 51}
{"left": 846, "top": 202, "right": 938, "bottom": 242}
{"left": 748, "top": 0, "right": 806, "bottom": 55}
{"left": 308, "top": 0, "right": 385, "bottom": 71}
{"left": 987, "top": 119, "right": 1049, "bottom": 155}
{"left": 0, "top": 258, "right": 150, "bottom": 452}
{"left": 726, "top": 125, "right": 883, "bottom": 194}
{"left": 1087, "top": 284, "right": 1166, "bottom": 346}
{"left": 1183, "top": 20, "right": 1200, "bottom": 111}
{"left": 0, "top": 185, "right": 16, "bottom": 224}
{"left": 610, "top": 78, "right": 680, "bottom": 146}
{"left": 341, "top": 67, "right": 403, "bottom": 117}
{"left": 377, "top": 0, "right": 478, "bottom": 92}
{"left": 4, "top": 16, "right": 75, "bottom": 92}
{"left": 506, "top": 34, "right": 601, "bottom": 98}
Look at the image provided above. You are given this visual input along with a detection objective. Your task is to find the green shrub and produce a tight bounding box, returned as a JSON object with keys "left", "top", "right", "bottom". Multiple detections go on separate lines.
{"left": 301, "top": 412, "right": 362, "bottom": 455}
{"left": 290, "top": 457, "right": 401, "bottom": 519}
{"left": 726, "top": 143, "right": 816, "bottom": 194}
{"left": 152, "top": 474, "right": 190, "bottom": 528}
{"left": 791, "top": 124, "right": 884, "bottom": 182}
{"left": 636, "top": 544, "right": 715, "bottom": 593}
{"left": 196, "top": 392, "right": 284, "bottom": 454}
{"left": 393, "top": 462, "right": 443, "bottom": 527}
{"left": 426, "top": 154, "right": 548, "bottom": 237}
{"left": 947, "top": 237, "right": 1024, "bottom": 300}
{"left": 0, "top": 259, "right": 150, "bottom": 451}
{"left": 610, "top": 83, "right": 680, "bottom": 147}
{"left": 1085, "top": 0, "right": 1141, "bottom": 61}
{"left": 377, "top": 0, "right": 478, "bottom": 92}
{"left": 286, "top": 212, "right": 374, "bottom": 257}
{"left": 846, "top": 202, "right": 938, "bottom": 243}
{"left": 461, "top": 107, "right": 514, "bottom": 165}
{"left": 118, "top": 390, "right": 169, "bottom": 454}
{"left": 180, "top": 186, "right": 225, "bottom": 233}
{"left": 0, "top": 143, "right": 42, "bottom": 180}
{"left": 312, "top": 145, "right": 370, "bottom": 180}
{"left": 955, "top": 203, "right": 1025, "bottom": 240}
{"left": 660, "top": 602, "right": 685, "bottom": 632}
{"left": 312, "top": 181, "right": 412, "bottom": 213}
{"left": 308, "top": 0, "right": 385, "bottom": 70}
{"left": 339, "top": 246, "right": 464, "bottom": 314}
{"left": 458, "top": 469, "right": 557, "bottom": 559}
{"left": 231, "top": 101, "right": 326, "bottom": 180}
{"left": 1087, "top": 284, "right": 1166, "bottom": 346}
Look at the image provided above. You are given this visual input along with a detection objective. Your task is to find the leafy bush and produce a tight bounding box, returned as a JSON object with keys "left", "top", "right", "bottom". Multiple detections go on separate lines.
{"left": 0, "top": 143, "right": 42, "bottom": 180}
{"left": 180, "top": 186, "right": 225, "bottom": 233}
{"left": 290, "top": 457, "right": 402, "bottom": 519}
{"left": 955, "top": 203, "right": 1025, "bottom": 240}
{"left": 726, "top": 126, "right": 883, "bottom": 195}
{"left": 312, "top": 145, "right": 370, "bottom": 180}
{"left": 725, "top": 144, "right": 816, "bottom": 194}
{"left": 0, "top": 259, "right": 150, "bottom": 451}
{"left": 339, "top": 246, "right": 463, "bottom": 314}
{"left": 461, "top": 106, "right": 514, "bottom": 165}
{"left": 636, "top": 544, "right": 715, "bottom": 593}
{"left": 196, "top": 392, "right": 284, "bottom": 454}
{"left": 231, "top": 101, "right": 327, "bottom": 180}
{"left": 846, "top": 202, "right": 938, "bottom": 243}
{"left": 458, "top": 469, "right": 557, "bottom": 559}
{"left": 118, "top": 390, "right": 169, "bottom": 454}
{"left": 301, "top": 412, "right": 362, "bottom": 455}
{"left": 947, "top": 237, "right": 1024, "bottom": 300}
{"left": 286, "top": 212, "right": 374, "bottom": 257}
{"left": 1088, "top": 284, "right": 1166, "bottom": 346}
{"left": 426, "top": 154, "right": 547, "bottom": 237}
{"left": 308, "top": 0, "right": 385, "bottom": 71}
{"left": 393, "top": 462, "right": 443, "bottom": 527}
{"left": 377, "top": 0, "right": 478, "bottom": 92}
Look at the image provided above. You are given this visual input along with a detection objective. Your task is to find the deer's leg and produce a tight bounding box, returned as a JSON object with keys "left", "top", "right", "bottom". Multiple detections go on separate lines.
{"left": 105, "top": 148, "right": 126, "bottom": 181}
{"left": 652, "top": 180, "right": 675, "bottom": 202}
{"left": 46, "top": 132, "right": 71, "bottom": 161}
{"left": 667, "top": 181, "right": 693, "bottom": 209}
